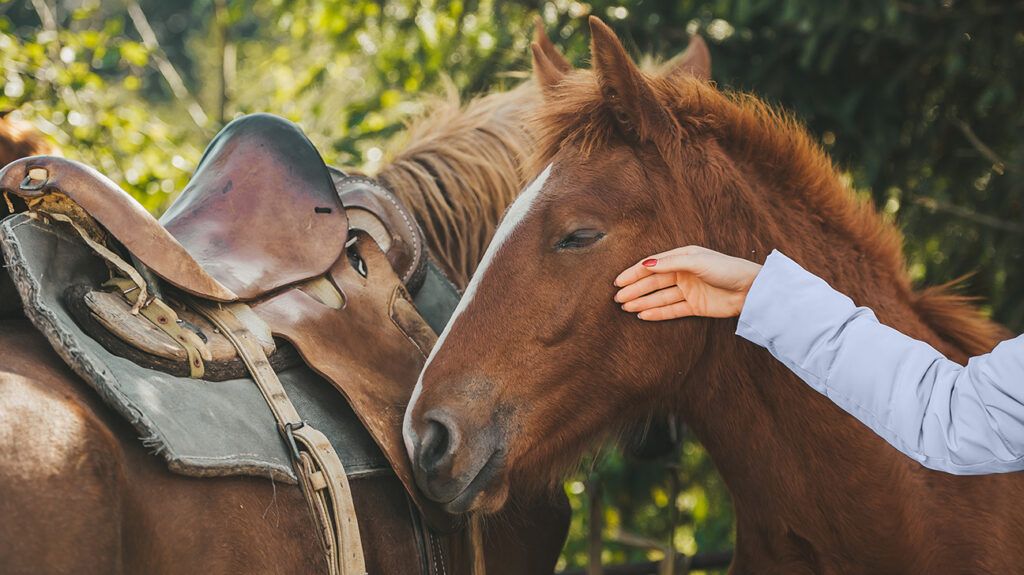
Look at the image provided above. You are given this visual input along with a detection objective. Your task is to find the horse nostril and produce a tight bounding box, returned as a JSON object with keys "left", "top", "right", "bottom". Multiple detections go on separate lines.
{"left": 418, "top": 416, "right": 457, "bottom": 474}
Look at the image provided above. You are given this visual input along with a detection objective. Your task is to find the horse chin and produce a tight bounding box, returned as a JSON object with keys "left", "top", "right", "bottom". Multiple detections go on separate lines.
{"left": 443, "top": 475, "right": 510, "bottom": 515}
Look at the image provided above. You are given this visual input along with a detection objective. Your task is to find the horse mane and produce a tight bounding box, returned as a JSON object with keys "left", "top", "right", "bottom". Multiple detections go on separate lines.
{"left": 0, "top": 114, "right": 56, "bottom": 167}
{"left": 376, "top": 82, "right": 540, "bottom": 287}
{"left": 530, "top": 71, "right": 1008, "bottom": 357}
{"left": 911, "top": 281, "right": 1009, "bottom": 357}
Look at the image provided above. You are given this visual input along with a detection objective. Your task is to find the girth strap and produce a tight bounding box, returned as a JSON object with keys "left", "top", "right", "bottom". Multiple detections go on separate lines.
{"left": 192, "top": 300, "right": 367, "bottom": 575}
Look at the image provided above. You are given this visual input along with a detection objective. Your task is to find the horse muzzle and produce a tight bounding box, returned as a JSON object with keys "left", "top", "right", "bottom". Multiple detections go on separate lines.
{"left": 405, "top": 406, "right": 507, "bottom": 513}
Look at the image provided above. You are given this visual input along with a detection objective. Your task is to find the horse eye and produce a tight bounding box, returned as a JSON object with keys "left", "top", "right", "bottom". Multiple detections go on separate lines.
{"left": 555, "top": 229, "right": 606, "bottom": 250}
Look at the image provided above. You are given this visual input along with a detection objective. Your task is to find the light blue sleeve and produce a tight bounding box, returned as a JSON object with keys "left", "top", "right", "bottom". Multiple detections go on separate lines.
{"left": 736, "top": 250, "right": 1024, "bottom": 475}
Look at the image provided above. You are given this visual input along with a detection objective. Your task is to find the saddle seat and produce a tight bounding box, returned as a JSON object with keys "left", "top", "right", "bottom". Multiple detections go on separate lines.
{"left": 159, "top": 113, "right": 349, "bottom": 301}
{"left": 0, "top": 114, "right": 349, "bottom": 302}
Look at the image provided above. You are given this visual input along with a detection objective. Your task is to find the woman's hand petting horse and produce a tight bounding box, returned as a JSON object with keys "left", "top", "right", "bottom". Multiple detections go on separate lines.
{"left": 615, "top": 244, "right": 1024, "bottom": 476}
{"left": 614, "top": 246, "right": 762, "bottom": 320}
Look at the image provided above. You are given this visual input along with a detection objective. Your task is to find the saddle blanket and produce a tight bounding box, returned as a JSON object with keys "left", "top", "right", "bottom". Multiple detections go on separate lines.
{"left": 1, "top": 213, "right": 394, "bottom": 483}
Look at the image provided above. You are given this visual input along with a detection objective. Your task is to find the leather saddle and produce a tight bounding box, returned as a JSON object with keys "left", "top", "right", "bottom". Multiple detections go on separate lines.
{"left": 0, "top": 114, "right": 459, "bottom": 535}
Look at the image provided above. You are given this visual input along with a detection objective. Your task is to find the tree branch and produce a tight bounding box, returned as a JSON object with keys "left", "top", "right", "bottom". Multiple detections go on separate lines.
{"left": 29, "top": 0, "right": 56, "bottom": 30}
{"left": 950, "top": 115, "right": 1012, "bottom": 175}
{"left": 214, "top": 0, "right": 233, "bottom": 126}
{"left": 911, "top": 195, "right": 1024, "bottom": 234}
{"left": 29, "top": 0, "right": 86, "bottom": 127}
{"left": 126, "top": 1, "right": 209, "bottom": 129}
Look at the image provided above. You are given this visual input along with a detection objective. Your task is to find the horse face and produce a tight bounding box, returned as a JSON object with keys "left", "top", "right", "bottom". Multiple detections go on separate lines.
{"left": 403, "top": 143, "right": 710, "bottom": 513}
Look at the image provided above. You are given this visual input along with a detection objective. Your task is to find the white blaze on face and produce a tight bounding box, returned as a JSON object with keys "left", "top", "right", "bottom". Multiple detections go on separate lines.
{"left": 403, "top": 163, "right": 555, "bottom": 451}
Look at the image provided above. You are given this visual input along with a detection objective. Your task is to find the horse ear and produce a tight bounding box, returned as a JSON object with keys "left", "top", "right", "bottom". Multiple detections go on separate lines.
{"left": 589, "top": 16, "right": 680, "bottom": 142}
{"left": 663, "top": 35, "right": 711, "bottom": 82}
{"left": 532, "top": 43, "right": 566, "bottom": 93}
{"left": 533, "top": 16, "right": 572, "bottom": 74}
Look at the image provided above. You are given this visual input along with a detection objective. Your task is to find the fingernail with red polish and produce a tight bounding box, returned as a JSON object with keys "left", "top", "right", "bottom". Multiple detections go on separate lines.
{"left": 642, "top": 258, "right": 657, "bottom": 267}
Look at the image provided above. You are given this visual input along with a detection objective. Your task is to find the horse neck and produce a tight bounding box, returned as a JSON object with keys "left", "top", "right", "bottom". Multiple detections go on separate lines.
{"left": 670, "top": 331, "right": 918, "bottom": 563}
{"left": 689, "top": 111, "right": 967, "bottom": 358}
{"left": 664, "top": 139, "right": 960, "bottom": 546}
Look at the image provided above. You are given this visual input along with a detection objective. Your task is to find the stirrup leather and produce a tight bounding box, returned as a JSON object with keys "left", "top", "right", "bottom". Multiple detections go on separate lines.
{"left": 192, "top": 301, "right": 367, "bottom": 575}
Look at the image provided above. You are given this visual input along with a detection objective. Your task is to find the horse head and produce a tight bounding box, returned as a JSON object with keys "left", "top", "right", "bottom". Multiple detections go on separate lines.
{"left": 404, "top": 16, "right": 716, "bottom": 513}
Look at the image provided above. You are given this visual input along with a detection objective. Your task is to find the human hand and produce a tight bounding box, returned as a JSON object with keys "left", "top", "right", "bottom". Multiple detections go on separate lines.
{"left": 614, "top": 246, "right": 762, "bottom": 320}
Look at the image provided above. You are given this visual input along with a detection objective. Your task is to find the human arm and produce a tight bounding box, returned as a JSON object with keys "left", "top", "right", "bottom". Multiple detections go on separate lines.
{"left": 615, "top": 247, "right": 1024, "bottom": 474}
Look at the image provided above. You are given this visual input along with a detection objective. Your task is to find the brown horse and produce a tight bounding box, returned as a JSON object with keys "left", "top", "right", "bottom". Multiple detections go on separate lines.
{"left": 405, "top": 16, "right": 1024, "bottom": 574}
{"left": 0, "top": 111, "right": 56, "bottom": 166}
{"left": 0, "top": 80, "right": 568, "bottom": 572}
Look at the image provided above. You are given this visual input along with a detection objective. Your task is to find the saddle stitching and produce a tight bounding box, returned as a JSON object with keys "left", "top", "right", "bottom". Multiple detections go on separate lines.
{"left": 342, "top": 175, "right": 421, "bottom": 284}
{"left": 429, "top": 530, "right": 446, "bottom": 575}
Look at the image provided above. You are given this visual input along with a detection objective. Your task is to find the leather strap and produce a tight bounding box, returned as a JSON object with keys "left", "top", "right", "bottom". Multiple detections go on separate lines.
{"left": 35, "top": 210, "right": 210, "bottom": 377}
{"left": 34, "top": 210, "right": 150, "bottom": 313}
{"left": 104, "top": 276, "right": 210, "bottom": 378}
{"left": 192, "top": 300, "right": 367, "bottom": 575}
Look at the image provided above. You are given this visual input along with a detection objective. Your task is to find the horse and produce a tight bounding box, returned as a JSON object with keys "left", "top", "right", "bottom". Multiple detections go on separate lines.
{"left": 0, "top": 111, "right": 56, "bottom": 166}
{"left": 0, "top": 60, "right": 568, "bottom": 573}
{"left": 404, "top": 16, "right": 1024, "bottom": 574}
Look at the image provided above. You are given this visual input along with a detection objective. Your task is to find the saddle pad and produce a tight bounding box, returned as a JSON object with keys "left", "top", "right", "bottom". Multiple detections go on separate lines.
{"left": 413, "top": 258, "right": 462, "bottom": 335}
{"left": 0, "top": 213, "right": 390, "bottom": 483}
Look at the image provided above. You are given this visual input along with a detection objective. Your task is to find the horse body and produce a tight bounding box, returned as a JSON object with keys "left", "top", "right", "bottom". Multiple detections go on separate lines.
{"left": 0, "top": 320, "right": 324, "bottom": 573}
{"left": 404, "top": 17, "right": 1024, "bottom": 574}
{"left": 661, "top": 86, "right": 1024, "bottom": 572}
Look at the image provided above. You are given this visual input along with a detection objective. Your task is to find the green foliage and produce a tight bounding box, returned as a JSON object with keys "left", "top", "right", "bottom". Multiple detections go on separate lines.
{"left": 2, "top": 0, "right": 1021, "bottom": 572}
{"left": 1, "top": 2, "right": 203, "bottom": 212}
{"left": 557, "top": 439, "right": 734, "bottom": 570}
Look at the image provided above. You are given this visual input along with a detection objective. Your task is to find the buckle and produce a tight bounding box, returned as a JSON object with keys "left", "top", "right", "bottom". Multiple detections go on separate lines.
{"left": 283, "top": 421, "right": 306, "bottom": 461}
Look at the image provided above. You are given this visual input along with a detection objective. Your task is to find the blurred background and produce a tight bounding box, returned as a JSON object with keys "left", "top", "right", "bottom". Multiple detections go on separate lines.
{"left": 2, "top": 0, "right": 1021, "bottom": 571}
